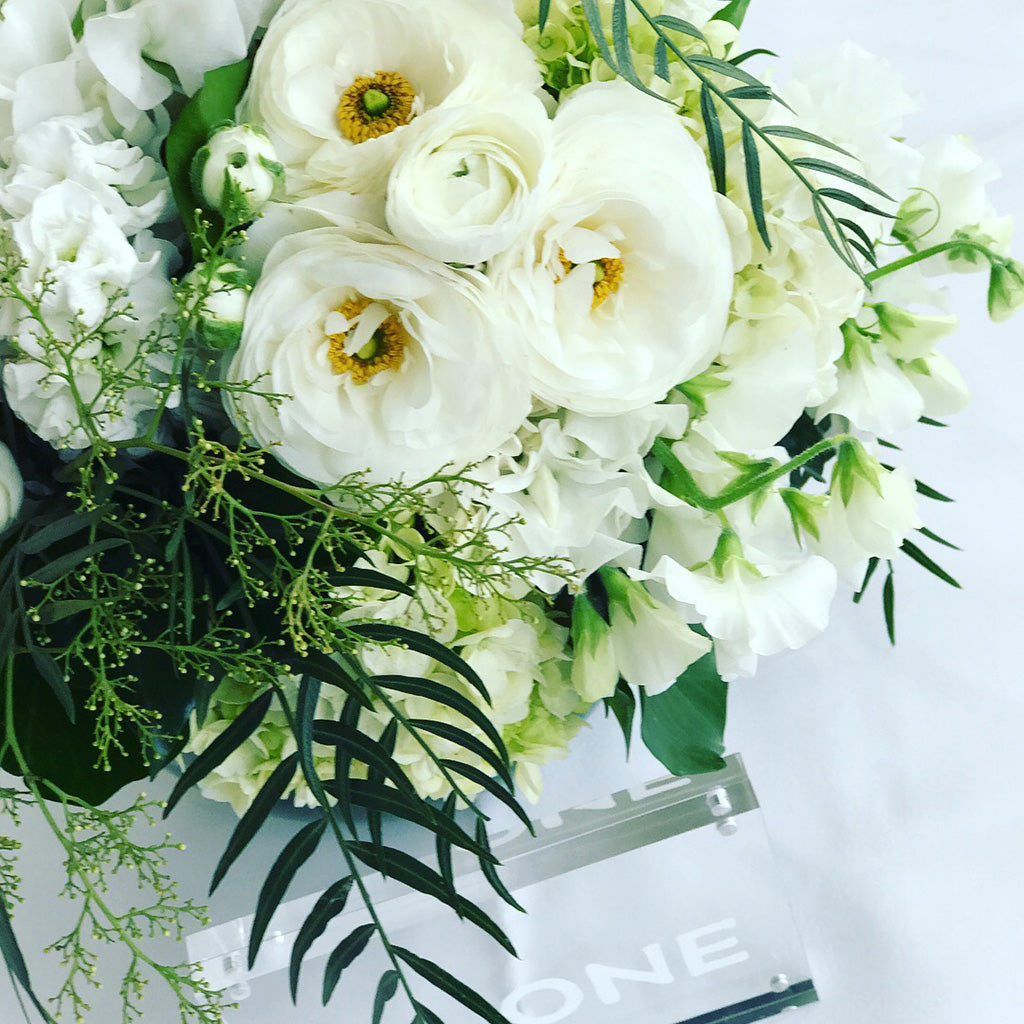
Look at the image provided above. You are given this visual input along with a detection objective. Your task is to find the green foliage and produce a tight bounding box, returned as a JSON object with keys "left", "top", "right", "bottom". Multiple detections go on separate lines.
{"left": 640, "top": 653, "right": 728, "bottom": 775}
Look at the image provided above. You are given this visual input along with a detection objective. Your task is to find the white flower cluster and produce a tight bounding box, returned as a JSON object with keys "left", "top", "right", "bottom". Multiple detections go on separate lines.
{"left": 0, "top": 0, "right": 275, "bottom": 447}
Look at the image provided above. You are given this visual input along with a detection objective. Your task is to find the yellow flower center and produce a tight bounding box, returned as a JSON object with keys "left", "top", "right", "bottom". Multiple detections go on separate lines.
{"left": 336, "top": 71, "right": 416, "bottom": 144}
{"left": 326, "top": 297, "right": 407, "bottom": 384}
{"left": 557, "top": 250, "right": 625, "bottom": 309}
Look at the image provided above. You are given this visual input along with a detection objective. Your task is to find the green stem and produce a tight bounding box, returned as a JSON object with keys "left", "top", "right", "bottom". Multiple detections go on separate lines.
{"left": 865, "top": 238, "right": 993, "bottom": 282}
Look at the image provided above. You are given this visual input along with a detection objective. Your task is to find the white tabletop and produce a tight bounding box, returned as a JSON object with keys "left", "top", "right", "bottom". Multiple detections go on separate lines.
{"left": 4, "top": 2, "right": 1023, "bottom": 1022}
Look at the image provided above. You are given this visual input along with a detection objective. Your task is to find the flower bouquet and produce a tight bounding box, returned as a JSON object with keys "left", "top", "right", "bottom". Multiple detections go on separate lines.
{"left": 0, "top": 0, "right": 1020, "bottom": 1021}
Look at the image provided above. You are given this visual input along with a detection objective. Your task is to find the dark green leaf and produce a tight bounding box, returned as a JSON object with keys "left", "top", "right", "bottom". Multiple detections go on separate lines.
{"left": 373, "top": 970, "right": 400, "bottom": 1024}
{"left": 287, "top": 652, "right": 374, "bottom": 710}
{"left": 742, "top": 122, "right": 771, "bottom": 251}
{"left": 19, "top": 510, "right": 104, "bottom": 555}
{"left": 688, "top": 53, "right": 764, "bottom": 88}
{"left": 332, "top": 695, "right": 362, "bottom": 836}
{"left": 919, "top": 415, "right": 948, "bottom": 428}
{"left": 210, "top": 753, "right": 300, "bottom": 895}
{"left": 901, "top": 539, "right": 961, "bottom": 589}
{"left": 640, "top": 652, "right": 727, "bottom": 775}
{"left": 371, "top": 675, "right": 506, "bottom": 756}
{"left": 436, "top": 793, "right": 457, "bottom": 898}
{"left": 333, "top": 568, "right": 415, "bottom": 597}
{"left": 581, "top": 0, "right": 617, "bottom": 70}
{"left": 289, "top": 877, "right": 355, "bottom": 1002}
{"left": 810, "top": 195, "right": 861, "bottom": 278}
{"left": 761, "top": 124, "right": 855, "bottom": 158}
{"left": 611, "top": 0, "right": 641, "bottom": 89}
{"left": 366, "top": 719, "right": 398, "bottom": 856}
{"left": 853, "top": 557, "right": 881, "bottom": 604}
{"left": 0, "top": 895, "right": 58, "bottom": 1024}
{"left": 25, "top": 538, "right": 127, "bottom": 584}
{"left": 475, "top": 819, "right": 524, "bottom": 913}
{"left": 700, "top": 84, "right": 727, "bottom": 194}
{"left": 312, "top": 720, "right": 420, "bottom": 799}
{"left": 652, "top": 13, "right": 707, "bottom": 43}
{"left": 653, "top": 36, "right": 670, "bottom": 82}
{"left": 295, "top": 675, "right": 323, "bottom": 800}
{"left": 711, "top": 0, "right": 752, "bottom": 28}
{"left": 604, "top": 679, "right": 636, "bottom": 754}
{"left": 917, "top": 526, "right": 961, "bottom": 551}
{"left": 248, "top": 819, "right": 327, "bottom": 969}
{"left": 164, "top": 59, "right": 252, "bottom": 244}
{"left": 439, "top": 759, "right": 532, "bottom": 832}
{"left": 725, "top": 85, "right": 774, "bottom": 101}
{"left": 837, "top": 217, "right": 879, "bottom": 259}
{"left": 164, "top": 690, "right": 274, "bottom": 817}
{"left": 321, "top": 923, "right": 375, "bottom": 1004}
{"left": 883, "top": 562, "right": 896, "bottom": 644}
{"left": 817, "top": 187, "right": 893, "bottom": 219}
{"left": 405, "top": 718, "right": 513, "bottom": 789}
{"left": 24, "top": 646, "right": 73, "bottom": 722}
{"left": 350, "top": 624, "right": 491, "bottom": 705}
{"left": 915, "top": 479, "right": 954, "bottom": 503}
{"left": 394, "top": 946, "right": 509, "bottom": 1024}
{"left": 793, "top": 157, "right": 893, "bottom": 200}
{"left": 728, "top": 47, "right": 778, "bottom": 65}
{"left": 537, "top": 0, "right": 551, "bottom": 32}
{"left": 412, "top": 1006, "right": 445, "bottom": 1024}
{"left": 348, "top": 842, "right": 517, "bottom": 956}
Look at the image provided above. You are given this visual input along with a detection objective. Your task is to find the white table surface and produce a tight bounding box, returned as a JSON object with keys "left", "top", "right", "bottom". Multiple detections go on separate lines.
{"left": 3, "top": 1, "right": 1023, "bottom": 1022}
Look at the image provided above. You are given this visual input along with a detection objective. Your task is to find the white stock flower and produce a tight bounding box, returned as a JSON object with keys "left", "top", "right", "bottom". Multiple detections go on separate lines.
{"left": 385, "top": 95, "right": 551, "bottom": 265}
{"left": 489, "top": 80, "right": 732, "bottom": 416}
{"left": 240, "top": 0, "right": 541, "bottom": 196}
{"left": 227, "top": 225, "right": 531, "bottom": 485}
{"left": 0, "top": 443, "right": 24, "bottom": 532}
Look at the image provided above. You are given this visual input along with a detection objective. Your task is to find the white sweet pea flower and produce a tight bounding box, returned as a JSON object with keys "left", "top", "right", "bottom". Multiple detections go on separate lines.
{"left": 904, "top": 352, "right": 970, "bottom": 418}
{"left": 385, "top": 95, "right": 551, "bottom": 266}
{"left": 239, "top": 0, "right": 541, "bottom": 196}
{"left": 227, "top": 224, "right": 531, "bottom": 485}
{"left": 489, "top": 80, "right": 732, "bottom": 416}
{"left": 0, "top": 443, "right": 24, "bottom": 532}
{"left": 650, "top": 533, "right": 837, "bottom": 681}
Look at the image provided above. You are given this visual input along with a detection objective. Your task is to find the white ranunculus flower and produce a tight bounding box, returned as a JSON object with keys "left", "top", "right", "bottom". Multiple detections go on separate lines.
{"left": 192, "top": 123, "right": 284, "bottom": 218}
{"left": 239, "top": 0, "right": 541, "bottom": 196}
{"left": 385, "top": 95, "right": 551, "bottom": 266}
{"left": 0, "top": 443, "right": 24, "bottom": 532}
{"left": 227, "top": 225, "right": 531, "bottom": 485}
{"left": 489, "top": 80, "right": 732, "bottom": 416}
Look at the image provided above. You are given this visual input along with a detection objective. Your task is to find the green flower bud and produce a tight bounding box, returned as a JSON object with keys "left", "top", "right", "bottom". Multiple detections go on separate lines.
{"left": 184, "top": 261, "right": 253, "bottom": 350}
{"left": 191, "top": 124, "right": 284, "bottom": 219}
{"left": 987, "top": 257, "right": 1024, "bottom": 323}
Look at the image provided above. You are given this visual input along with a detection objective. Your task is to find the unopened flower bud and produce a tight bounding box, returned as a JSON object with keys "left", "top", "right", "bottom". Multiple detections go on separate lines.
{"left": 185, "top": 262, "right": 253, "bottom": 350}
{"left": 191, "top": 124, "right": 284, "bottom": 219}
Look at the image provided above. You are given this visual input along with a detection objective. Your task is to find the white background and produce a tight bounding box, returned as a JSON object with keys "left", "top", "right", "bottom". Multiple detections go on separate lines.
{"left": 3, "top": 1, "right": 1023, "bottom": 1022}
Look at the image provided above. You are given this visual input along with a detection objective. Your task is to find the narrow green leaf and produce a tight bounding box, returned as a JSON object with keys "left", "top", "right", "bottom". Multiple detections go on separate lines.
{"left": 286, "top": 652, "right": 374, "bottom": 710}
{"left": 725, "top": 85, "right": 774, "bottom": 101}
{"left": 164, "top": 690, "right": 274, "bottom": 817}
{"left": 710, "top": 0, "right": 752, "bottom": 28}
{"left": 688, "top": 52, "right": 764, "bottom": 88}
{"left": 810, "top": 195, "right": 861, "bottom": 278}
{"left": 853, "top": 557, "right": 881, "bottom": 604}
{"left": 289, "top": 877, "right": 355, "bottom": 1002}
{"left": 837, "top": 217, "right": 879, "bottom": 260}
{"left": 728, "top": 47, "right": 778, "bottom": 65}
{"left": 332, "top": 695, "right": 362, "bottom": 836}
{"left": 919, "top": 415, "right": 948, "bottom": 428}
{"left": 333, "top": 568, "right": 414, "bottom": 597}
{"left": 405, "top": 718, "right": 513, "bottom": 789}
{"left": 210, "top": 753, "right": 300, "bottom": 895}
{"left": 394, "top": 946, "right": 509, "bottom": 1024}
{"left": 700, "top": 83, "right": 727, "bottom": 194}
{"left": 412, "top": 1005, "right": 445, "bottom": 1024}
{"left": 793, "top": 157, "right": 893, "bottom": 200}
{"left": 295, "top": 675, "right": 323, "bottom": 802}
{"left": 652, "top": 13, "right": 707, "bottom": 43}
{"left": 366, "top": 719, "right": 397, "bottom": 856}
{"left": 580, "top": 0, "right": 617, "bottom": 71}
{"left": 817, "top": 186, "right": 893, "bottom": 218}
{"left": 883, "top": 562, "right": 896, "bottom": 644}
{"left": 0, "top": 896, "right": 58, "bottom": 1024}
{"left": 373, "top": 970, "right": 400, "bottom": 1024}
{"left": 901, "top": 539, "right": 961, "bottom": 589}
{"left": 604, "top": 679, "right": 636, "bottom": 754}
{"left": 741, "top": 122, "right": 771, "bottom": 251}
{"left": 26, "top": 647, "right": 74, "bottom": 722}
{"left": 350, "top": 624, "right": 491, "bottom": 705}
{"left": 348, "top": 842, "right": 517, "bottom": 956}
{"left": 915, "top": 479, "right": 954, "bottom": 503}
{"left": 640, "top": 652, "right": 727, "bottom": 775}
{"left": 653, "top": 36, "right": 670, "bottom": 82}
{"left": 371, "top": 675, "right": 506, "bottom": 756}
{"left": 439, "top": 759, "right": 532, "bottom": 831}
{"left": 26, "top": 538, "right": 127, "bottom": 584}
{"left": 917, "top": 526, "right": 962, "bottom": 551}
{"left": 761, "top": 124, "right": 855, "bottom": 158}
{"left": 611, "top": 0, "right": 641, "bottom": 89}
{"left": 248, "top": 819, "right": 327, "bottom": 969}
{"left": 537, "top": 0, "right": 551, "bottom": 31}
{"left": 312, "top": 720, "right": 420, "bottom": 799}
{"left": 436, "top": 793, "right": 457, "bottom": 899}
{"left": 321, "top": 923, "right": 375, "bottom": 1005}
{"left": 475, "top": 818, "right": 525, "bottom": 913}
{"left": 19, "top": 510, "right": 103, "bottom": 555}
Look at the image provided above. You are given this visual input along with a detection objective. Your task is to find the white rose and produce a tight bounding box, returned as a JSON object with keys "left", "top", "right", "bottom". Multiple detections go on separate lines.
{"left": 0, "top": 442, "right": 24, "bottom": 532}
{"left": 488, "top": 80, "right": 732, "bottom": 416}
{"left": 239, "top": 0, "right": 541, "bottom": 196}
{"left": 385, "top": 96, "right": 551, "bottom": 266}
{"left": 227, "top": 225, "right": 531, "bottom": 484}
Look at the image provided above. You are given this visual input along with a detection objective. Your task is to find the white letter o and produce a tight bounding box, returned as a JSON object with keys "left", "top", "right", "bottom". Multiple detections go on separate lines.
{"left": 501, "top": 979, "right": 585, "bottom": 1024}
